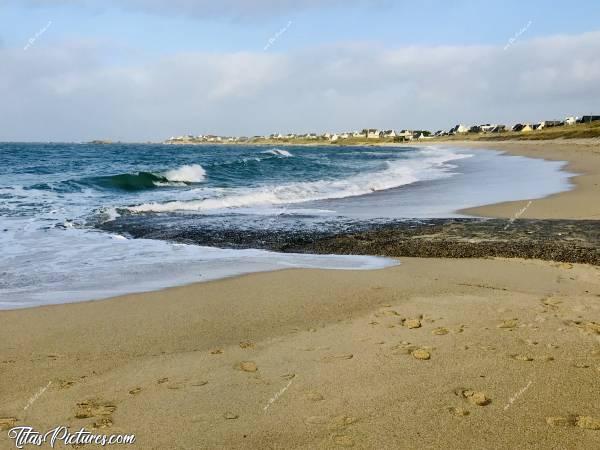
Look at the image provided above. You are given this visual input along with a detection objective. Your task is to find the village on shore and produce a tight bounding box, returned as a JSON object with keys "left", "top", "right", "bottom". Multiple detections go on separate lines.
{"left": 164, "top": 114, "right": 600, "bottom": 145}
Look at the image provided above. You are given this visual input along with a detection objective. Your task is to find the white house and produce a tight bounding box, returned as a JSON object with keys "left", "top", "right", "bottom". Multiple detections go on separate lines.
{"left": 381, "top": 130, "right": 397, "bottom": 138}
{"left": 398, "top": 130, "right": 414, "bottom": 140}
{"left": 565, "top": 116, "right": 578, "bottom": 126}
{"left": 363, "top": 129, "right": 380, "bottom": 139}
{"left": 456, "top": 125, "right": 469, "bottom": 134}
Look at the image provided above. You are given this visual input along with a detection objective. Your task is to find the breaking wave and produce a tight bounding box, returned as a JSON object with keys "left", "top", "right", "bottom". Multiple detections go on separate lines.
{"left": 86, "top": 164, "right": 206, "bottom": 191}
{"left": 262, "top": 149, "right": 293, "bottom": 157}
{"left": 127, "top": 150, "right": 471, "bottom": 213}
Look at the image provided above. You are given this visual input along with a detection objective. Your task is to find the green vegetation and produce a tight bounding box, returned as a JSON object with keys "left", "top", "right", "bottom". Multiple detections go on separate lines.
{"left": 432, "top": 121, "right": 600, "bottom": 142}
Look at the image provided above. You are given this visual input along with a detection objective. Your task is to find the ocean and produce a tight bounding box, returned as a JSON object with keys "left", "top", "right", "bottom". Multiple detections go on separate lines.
{"left": 0, "top": 143, "right": 573, "bottom": 309}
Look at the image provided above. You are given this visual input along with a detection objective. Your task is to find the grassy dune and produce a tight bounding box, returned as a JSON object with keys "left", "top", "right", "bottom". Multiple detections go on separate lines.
{"left": 433, "top": 121, "right": 600, "bottom": 142}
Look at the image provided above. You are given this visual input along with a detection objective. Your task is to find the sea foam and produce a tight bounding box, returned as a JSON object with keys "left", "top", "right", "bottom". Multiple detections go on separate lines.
{"left": 163, "top": 164, "right": 206, "bottom": 183}
{"left": 128, "top": 149, "right": 469, "bottom": 213}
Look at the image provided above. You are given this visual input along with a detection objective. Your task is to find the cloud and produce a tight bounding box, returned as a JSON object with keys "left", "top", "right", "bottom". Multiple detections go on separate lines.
{"left": 1, "top": 31, "right": 599, "bottom": 141}
{"left": 17, "top": 0, "right": 389, "bottom": 19}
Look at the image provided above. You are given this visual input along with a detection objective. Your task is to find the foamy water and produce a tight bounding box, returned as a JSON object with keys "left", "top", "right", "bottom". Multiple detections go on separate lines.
{"left": 0, "top": 143, "right": 573, "bottom": 309}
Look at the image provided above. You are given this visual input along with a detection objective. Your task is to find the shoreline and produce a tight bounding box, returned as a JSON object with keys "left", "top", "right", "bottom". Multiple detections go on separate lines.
{"left": 442, "top": 139, "right": 600, "bottom": 220}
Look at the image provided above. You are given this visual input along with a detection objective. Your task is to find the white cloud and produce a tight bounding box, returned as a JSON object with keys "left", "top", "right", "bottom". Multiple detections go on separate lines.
{"left": 18, "top": 0, "right": 389, "bottom": 19}
{"left": 1, "top": 31, "right": 599, "bottom": 141}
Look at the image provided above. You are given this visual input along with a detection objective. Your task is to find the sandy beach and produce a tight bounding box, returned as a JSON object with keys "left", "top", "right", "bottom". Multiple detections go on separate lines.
{"left": 450, "top": 139, "right": 600, "bottom": 220}
{"left": 1, "top": 140, "right": 599, "bottom": 449}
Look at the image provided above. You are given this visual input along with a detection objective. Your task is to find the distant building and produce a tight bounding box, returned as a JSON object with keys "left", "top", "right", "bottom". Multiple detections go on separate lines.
{"left": 521, "top": 124, "right": 534, "bottom": 132}
{"left": 362, "top": 129, "right": 380, "bottom": 139}
{"left": 538, "top": 120, "right": 563, "bottom": 129}
{"left": 380, "top": 130, "right": 397, "bottom": 138}
{"left": 580, "top": 115, "right": 600, "bottom": 124}
{"left": 398, "top": 130, "right": 414, "bottom": 140}
{"left": 564, "top": 116, "right": 578, "bottom": 126}
{"left": 511, "top": 124, "right": 525, "bottom": 132}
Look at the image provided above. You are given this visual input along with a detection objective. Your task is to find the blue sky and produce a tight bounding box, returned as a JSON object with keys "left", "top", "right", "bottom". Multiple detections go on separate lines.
{"left": 3, "top": 1, "right": 600, "bottom": 54}
{"left": 1, "top": 1, "right": 599, "bottom": 141}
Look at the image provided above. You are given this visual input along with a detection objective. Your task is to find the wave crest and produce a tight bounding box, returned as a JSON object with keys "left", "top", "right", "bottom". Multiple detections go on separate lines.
{"left": 128, "top": 150, "right": 470, "bottom": 213}
{"left": 262, "top": 149, "right": 293, "bottom": 157}
{"left": 164, "top": 164, "right": 206, "bottom": 183}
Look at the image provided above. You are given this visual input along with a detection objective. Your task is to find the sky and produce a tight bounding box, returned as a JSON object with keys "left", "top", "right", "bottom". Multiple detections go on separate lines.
{"left": 1, "top": 0, "right": 600, "bottom": 141}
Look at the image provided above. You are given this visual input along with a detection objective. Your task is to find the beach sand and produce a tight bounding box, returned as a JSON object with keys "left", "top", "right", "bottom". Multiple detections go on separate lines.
{"left": 451, "top": 139, "right": 600, "bottom": 220}
{"left": 1, "top": 140, "right": 599, "bottom": 449}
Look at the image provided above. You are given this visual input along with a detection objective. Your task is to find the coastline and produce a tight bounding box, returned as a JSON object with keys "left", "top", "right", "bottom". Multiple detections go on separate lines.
{"left": 1, "top": 139, "right": 599, "bottom": 448}
{"left": 444, "top": 139, "right": 600, "bottom": 220}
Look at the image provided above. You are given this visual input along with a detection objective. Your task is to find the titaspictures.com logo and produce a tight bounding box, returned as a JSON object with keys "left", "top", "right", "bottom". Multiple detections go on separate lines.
{"left": 7, "top": 426, "right": 135, "bottom": 448}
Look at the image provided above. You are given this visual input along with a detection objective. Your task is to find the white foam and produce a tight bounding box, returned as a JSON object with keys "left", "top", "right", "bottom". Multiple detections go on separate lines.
{"left": 163, "top": 164, "right": 206, "bottom": 183}
{"left": 129, "top": 149, "right": 469, "bottom": 213}
{"left": 262, "top": 149, "right": 293, "bottom": 157}
{"left": 0, "top": 224, "right": 397, "bottom": 310}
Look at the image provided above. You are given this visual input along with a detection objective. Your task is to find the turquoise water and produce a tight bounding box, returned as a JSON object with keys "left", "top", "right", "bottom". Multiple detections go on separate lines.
{"left": 0, "top": 143, "right": 572, "bottom": 308}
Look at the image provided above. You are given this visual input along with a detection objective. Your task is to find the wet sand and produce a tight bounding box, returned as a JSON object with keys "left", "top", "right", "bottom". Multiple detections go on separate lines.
{"left": 450, "top": 139, "right": 600, "bottom": 220}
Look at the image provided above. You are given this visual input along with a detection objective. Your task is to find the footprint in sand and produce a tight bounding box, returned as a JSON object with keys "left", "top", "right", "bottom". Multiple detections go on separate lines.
{"left": 239, "top": 341, "right": 255, "bottom": 349}
{"left": 321, "top": 354, "right": 354, "bottom": 363}
{"left": 511, "top": 354, "right": 534, "bottom": 362}
{"left": 236, "top": 361, "right": 258, "bottom": 372}
{"left": 331, "top": 434, "right": 355, "bottom": 447}
{"left": 404, "top": 319, "right": 422, "bottom": 329}
{"left": 210, "top": 349, "right": 224, "bottom": 355}
{"left": 93, "top": 417, "right": 113, "bottom": 429}
{"left": 432, "top": 327, "right": 450, "bottom": 336}
{"left": 0, "top": 417, "right": 18, "bottom": 431}
{"left": 191, "top": 380, "right": 209, "bottom": 387}
{"left": 573, "top": 362, "right": 590, "bottom": 369}
{"left": 128, "top": 387, "right": 142, "bottom": 395}
{"left": 454, "top": 388, "right": 491, "bottom": 406}
{"left": 546, "top": 415, "right": 600, "bottom": 430}
{"left": 224, "top": 412, "right": 239, "bottom": 420}
{"left": 412, "top": 349, "right": 431, "bottom": 360}
{"left": 498, "top": 319, "right": 518, "bottom": 329}
{"left": 58, "top": 379, "right": 76, "bottom": 389}
{"left": 157, "top": 377, "right": 169, "bottom": 384}
{"left": 583, "top": 322, "right": 600, "bottom": 335}
{"left": 448, "top": 407, "right": 470, "bottom": 417}
{"left": 391, "top": 342, "right": 418, "bottom": 355}
{"left": 305, "top": 391, "right": 324, "bottom": 402}
{"left": 575, "top": 416, "right": 600, "bottom": 430}
{"left": 328, "top": 415, "right": 358, "bottom": 430}
{"left": 75, "top": 399, "right": 116, "bottom": 428}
